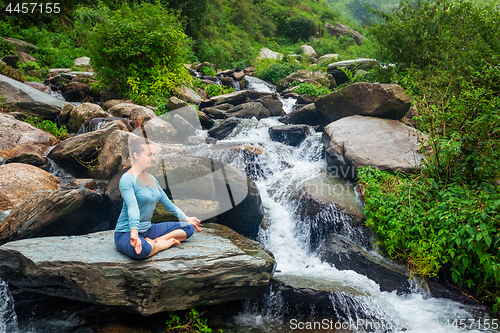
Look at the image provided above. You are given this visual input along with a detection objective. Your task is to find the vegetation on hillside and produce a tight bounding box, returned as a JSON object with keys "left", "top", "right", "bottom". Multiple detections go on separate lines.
{"left": 359, "top": 0, "right": 500, "bottom": 312}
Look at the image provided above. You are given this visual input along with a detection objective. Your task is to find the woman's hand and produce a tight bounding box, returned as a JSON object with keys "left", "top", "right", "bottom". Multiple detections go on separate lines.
{"left": 184, "top": 216, "right": 202, "bottom": 232}
{"left": 130, "top": 229, "right": 142, "bottom": 254}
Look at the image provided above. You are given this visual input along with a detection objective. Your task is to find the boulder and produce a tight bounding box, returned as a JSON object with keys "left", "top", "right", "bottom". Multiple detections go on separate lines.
{"left": 322, "top": 115, "right": 427, "bottom": 179}
{"left": 0, "top": 163, "right": 60, "bottom": 211}
{"left": 297, "top": 94, "right": 318, "bottom": 104}
{"left": 173, "top": 86, "right": 203, "bottom": 104}
{"left": 3, "top": 153, "right": 51, "bottom": 171}
{"left": 102, "top": 99, "right": 132, "bottom": 111}
{"left": 1, "top": 37, "right": 37, "bottom": 54}
{"left": 268, "top": 125, "right": 310, "bottom": 146}
{"left": 318, "top": 54, "right": 339, "bottom": 64}
{"left": 58, "top": 102, "right": 74, "bottom": 126}
{"left": 197, "top": 111, "right": 215, "bottom": 130}
{"left": 315, "top": 82, "right": 411, "bottom": 125}
{"left": 324, "top": 22, "right": 367, "bottom": 46}
{"left": 3, "top": 52, "right": 36, "bottom": 67}
{"left": 0, "top": 188, "right": 115, "bottom": 243}
{"left": 166, "top": 96, "right": 189, "bottom": 111}
{"left": 91, "top": 130, "right": 135, "bottom": 180}
{"left": 0, "top": 224, "right": 275, "bottom": 315}
{"left": 277, "top": 70, "right": 334, "bottom": 93}
{"left": 232, "top": 71, "right": 245, "bottom": 81}
{"left": 225, "top": 102, "right": 271, "bottom": 120}
{"left": 208, "top": 117, "right": 241, "bottom": 140}
{"left": 135, "top": 117, "right": 178, "bottom": 143}
{"left": 244, "top": 75, "right": 276, "bottom": 93}
{"left": 318, "top": 235, "right": 411, "bottom": 293}
{"left": 74, "top": 57, "right": 91, "bottom": 68}
{"left": 278, "top": 103, "right": 321, "bottom": 127}
{"left": 258, "top": 48, "right": 283, "bottom": 60}
{"left": 164, "top": 105, "right": 200, "bottom": 128}
{"left": 199, "top": 107, "right": 228, "bottom": 119}
{"left": 152, "top": 198, "right": 219, "bottom": 222}
{"left": 326, "top": 58, "right": 379, "bottom": 86}
{"left": 68, "top": 103, "right": 110, "bottom": 133}
{"left": 200, "top": 90, "right": 251, "bottom": 108}
{"left": 129, "top": 106, "right": 156, "bottom": 128}
{"left": 170, "top": 114, "right": 197, "bottom": 142}
{"left": 254, "top": 95, "right": 284, "bottom": 116}
{"left": 108, "top": 103, "right": 142, "bottom": 118}
{"left": 0, "top": 74, "right": 66, "bottom": 118}
{"left": 0, "top": 113, "right": 57, "bottom": 161}
{"left": 301, "top": 44, "right": 317, "bottom": 58}
{"left": 60, "top": 81, "right": 90, "bottom": 102}
{"left": 48, "top": 120, "right": 129, "bottom": 178}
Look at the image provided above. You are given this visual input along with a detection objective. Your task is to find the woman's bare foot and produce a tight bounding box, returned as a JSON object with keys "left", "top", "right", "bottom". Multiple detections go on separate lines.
{"left": 156, "top": 238, "right": 180, "bottom": 250}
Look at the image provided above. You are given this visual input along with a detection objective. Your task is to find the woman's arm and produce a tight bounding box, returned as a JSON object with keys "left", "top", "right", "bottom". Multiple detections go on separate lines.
{"left": 119, "top": 176, "right": 141, "bottom": 231}
{"left": 154, "top": 177, "right": 202, "bottom": 231}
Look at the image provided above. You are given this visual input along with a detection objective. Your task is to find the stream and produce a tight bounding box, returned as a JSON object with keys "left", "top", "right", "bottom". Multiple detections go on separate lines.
{"left": 0, "top": 76, "right": 498, "bottom": 333}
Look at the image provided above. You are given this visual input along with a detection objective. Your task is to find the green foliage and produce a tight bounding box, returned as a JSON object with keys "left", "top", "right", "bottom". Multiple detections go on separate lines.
{"left": 0, "top": 62, "right": 26, "bottom": 81}
{"left": 201, "top": 66, "right": 217, "bottom": 77}
{"left": 0, "top": 37, "right": 14, "bottom": 58}
{"left": 86, "top": 2, "right": 192, "bottom": 105}
{"left": 254, "top": 58, "right": 306, "bottom": 85}
{"left": 165, "top": 308, "right": 222, "bottom": 333}
{"left": 23, "top": 115, "right": 68, "bottom": 138}
{"left": 293, "top": 82, "right": 331, "bottom": 96}
{"left": 359, "top": 167, "right": 500, "bottom": 309}
{"left": 280, "top": 15, "right": 316, "bottom": 43}
{"left": 370, "top": 0, "right": 500, "bottom": 71}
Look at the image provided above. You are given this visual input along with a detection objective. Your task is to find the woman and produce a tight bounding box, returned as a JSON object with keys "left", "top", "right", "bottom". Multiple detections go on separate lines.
{"left": 114, "top": 137, "right": 202, "bottom": 259}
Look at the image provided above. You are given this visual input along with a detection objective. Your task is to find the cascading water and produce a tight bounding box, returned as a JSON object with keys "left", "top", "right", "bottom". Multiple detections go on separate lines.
{"left": 189, "top": 80, "right": 499, "bottom": 332}
{"left": 0, "top": 279, "right": 18, "bottom": 333}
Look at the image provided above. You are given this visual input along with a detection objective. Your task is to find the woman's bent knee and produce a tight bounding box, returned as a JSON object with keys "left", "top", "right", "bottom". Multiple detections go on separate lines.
{"left": 181, "top": 223, "right": 195, "bottom": 239}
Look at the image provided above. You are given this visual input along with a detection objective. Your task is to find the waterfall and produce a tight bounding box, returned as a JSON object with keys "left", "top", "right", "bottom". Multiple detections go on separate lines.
{"left": 191, "top": 78, "right": 497, "bottom": 333}
{"left": 0, "top": 279, "right": 18, "bottom": 333}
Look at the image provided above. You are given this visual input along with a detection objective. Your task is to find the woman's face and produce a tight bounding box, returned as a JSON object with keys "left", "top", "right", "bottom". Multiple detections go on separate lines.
{"left": 133, "top": 144, "right": 156, "bottom": 169}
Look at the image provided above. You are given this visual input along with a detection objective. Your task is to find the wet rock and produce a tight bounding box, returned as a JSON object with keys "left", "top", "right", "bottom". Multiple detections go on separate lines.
{"left": 0, "top": 187, "right": 115, "bottom": 242}
{"left": 48, "top": 120, "right": 129, "bottom": 178}
{"left": 318, "top": 235, "right": 411, "bottom": 293}
{"left": 278, "top": 103, "right": 321, "bottom": 127}
{"left": 254, "top": 95, "right": 284, "bottom": 116}
{"left": 208, "top": 117, "right": 240, "bottom": 140}
{"left": 315, "top": 82, "right": 411, "bottom": 125}
{"left": 0, "top": 163, "right": 60, "bottom": 211}
{"left": 0, "top": 74, "right": 66, "bottom": 118}
{"left": 68, "top": 103, "right": 110, "bottom": 133}
{"left": 60, "top": 81, "right": 90, "bottom": 102}
{"left": 197, "top": 111, "right": 215, "bottom": 129}
{"left": 200, "top": 107, "right": 228, "bottom": 119}
{"left": 225, "top": 102, "right": 271, "bottom": 120}
{"left": 0, "top": 223, "right": 275, "bottom": 315}
{"left": 0, "top": 113, "right": 57, "bottom": 161}
{"left": 322, "top": 115, "right": 427, "bottom": 180}
{"left": 326, "top": 58, "right": 379, "bottom": 86}
{"left": 268, "top": 125, "right": 311, "bottom": 146}
{"left": 3, "top": 153, "right": 51, "bottom": 171}
{"left": 297, "top": 94, "right": 318, "bottom": 104}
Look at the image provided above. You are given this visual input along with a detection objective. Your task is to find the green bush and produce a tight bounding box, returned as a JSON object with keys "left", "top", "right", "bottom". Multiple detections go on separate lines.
{"left": 86, "top": 2, "right": 192, "bottom": 105}
{"left": 254, "top": 58, "right": 306, "bottom": 85}
{"left": 293, "top": 83, "right": 331, "bottom": 96}
{"left": 24, "top": 115, "right": 69, "bottom": 139}
{"left": 201, "top": 66, "right": 216, "bottom": 77}
{"left": 370, "top": 0, "right": 500, "bottom": 71}
{"left": 280, "top": 15, "right": 316, "bottom": 43}
{"left": 165, "top": 308, "right": 222, "bottom": 333}
{"left": 0, "top": 62, "right": 26, "bottom": 81}
{"left": 359, "top": 167, "right": 500, "bottom": 312}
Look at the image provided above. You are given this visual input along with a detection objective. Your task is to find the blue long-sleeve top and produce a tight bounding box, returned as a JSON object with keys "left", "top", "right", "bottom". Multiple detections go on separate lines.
{"left": 115, "top": 172, "right": 187, "bottom": 233}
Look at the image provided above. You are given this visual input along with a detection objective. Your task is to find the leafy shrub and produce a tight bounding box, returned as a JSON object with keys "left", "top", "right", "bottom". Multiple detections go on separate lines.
{"left": 280, "top": 15, "right": 316, "bottom": 42}
{"left": 24, "top": 115, "right": 69, "bottom": 139}
{"left": 359, "top": 167, "right": 500, "bottom": 312}
{"left": 370, "top": 0, "right": 500, "bottom": 71}
{"left": 205, "top": 84, "right": 235, "bottom": 97}
{"left": 165, "top": 308, "right": 222, "bottom": 333}
{"left": 201, "top": 66, "right": 216, "bottom": 77}
{"left": 86, "top": 2, "right": 192, "bottom": 105}
{"left": 254, "top": 59, "right": 306, "bottom": 85}
{"left": 293, "top": 83, "right": 331, "bottom": 96}
{"left": 0, "top": 62, "right": 26, "bottom": 81}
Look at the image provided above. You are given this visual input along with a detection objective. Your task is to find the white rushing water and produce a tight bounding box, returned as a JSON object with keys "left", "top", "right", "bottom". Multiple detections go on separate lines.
{"left": 192, "top": 79, "right": 499, "bottom": 332}
{"left": 0, "top": 279, "right": 18, "bottom": 333}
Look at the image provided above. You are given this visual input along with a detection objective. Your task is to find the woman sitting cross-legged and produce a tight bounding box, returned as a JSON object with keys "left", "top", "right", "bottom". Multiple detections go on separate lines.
{"left": 114, "top": 137, "right": 202, "bottom": 259}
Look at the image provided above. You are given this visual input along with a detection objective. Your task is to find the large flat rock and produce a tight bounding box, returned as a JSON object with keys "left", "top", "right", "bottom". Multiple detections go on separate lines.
{"left": 0, "top": 74, "right": 66, "bottom": 118}
{"left": 322, "top": 115, "right": 427, "bottom": 179}
{"left": 0, "top": 223, "right": 275, "bottom": 315}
